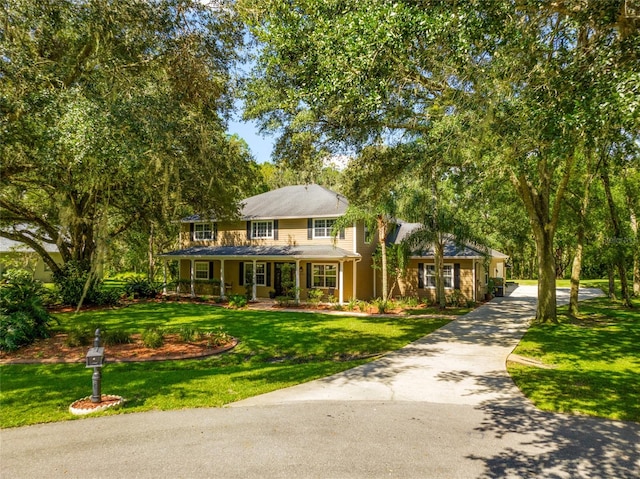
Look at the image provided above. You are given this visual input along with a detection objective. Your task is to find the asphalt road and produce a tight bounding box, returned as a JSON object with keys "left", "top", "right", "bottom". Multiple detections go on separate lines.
{"left": 2, "top": 286, "right": 639, "bottom": 478}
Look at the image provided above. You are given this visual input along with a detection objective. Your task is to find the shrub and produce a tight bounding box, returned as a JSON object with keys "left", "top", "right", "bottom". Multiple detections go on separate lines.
{"left": 276, "top": 295, "right": 299, "bottom": 307}
{"left": 53, "top": 261, "right": 123, "bottom": 306}
{"left": 125, "top": 277, "right": 163, "bottom": 299}
{"left": 228, "top": 294, "right": 247, "bottom": 309}
{"left": 175, "top": 325, "right": 201, "bottom": 342}
{"left": 448, "top": 289, "right": 468, "bottom": 307}
{"left": 102, "top": 329, "right": 132, "bottom": 346}
{"left": 53, "top": 260, "right": 97, "bottom": 306}
{"left": 397, "top": 296, "right": 420, "bottom": 308}
{"left": 0, "top": 270, "right": 55, "bottom": 352}
{"left": 141, "top": 327, "right": 164, "bottom": 348}
{"left": 345, "top": 298, "right": 358, "bottom": 311}
{"left": 87, "top": 286, "right": 123, "bottom": 306}
{"left": 205, "top": 328, "right": 232, "bottom": 348}
{"left": 307, "top": 288, "right": 324, "bottom": 306}
{"left": 64, "top": 326, "right": 94, "bottom": 347}
{"left": 372, "top": 298, "right": 391, "bottom": 314}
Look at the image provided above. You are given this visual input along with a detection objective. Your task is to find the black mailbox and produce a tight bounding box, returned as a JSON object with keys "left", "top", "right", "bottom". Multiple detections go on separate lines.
{"left": 86, "top": 347, "right": 105, "bottom": 368}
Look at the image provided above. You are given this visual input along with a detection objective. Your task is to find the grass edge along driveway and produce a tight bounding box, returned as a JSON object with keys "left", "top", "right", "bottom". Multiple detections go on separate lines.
{"left": 1, "top": 302, "right": 451, "bottom": 428}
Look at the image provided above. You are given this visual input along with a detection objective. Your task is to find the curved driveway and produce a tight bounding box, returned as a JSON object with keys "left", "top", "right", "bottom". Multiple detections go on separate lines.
{"left": 2, "top": 286, "right": 639, "bottom": 478}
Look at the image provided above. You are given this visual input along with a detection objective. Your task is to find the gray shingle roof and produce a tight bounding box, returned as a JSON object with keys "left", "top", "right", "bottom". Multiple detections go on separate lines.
{"left": 389, "top": 220, "right": 508, "bottom": 259}
{"left": 159, "top": 245, "right": 360, "bottom": 260}
{"left": 183, "top": 184, "right": 349, "bottom": 222}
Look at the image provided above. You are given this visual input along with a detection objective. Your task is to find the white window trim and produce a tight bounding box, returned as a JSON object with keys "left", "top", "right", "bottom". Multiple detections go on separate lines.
{"left": 195, "top": 261, "right": 210, "bottom": 280}
{"left": 251, "top": 221, "right": 274, "bottom": 239}
{"left": 424, "top": 264, "right": 454, "bottom": 289}
{"left": 313, "top": 218, "right": 336, "bottom": 239}
{"left": 312, "top": 263, "right": 337, "bottom": 289}
{"left": 193, "top": 223, "right": 213, "bottom": 241}
{"left": 244, "top": 262, "right": 267, "bottom": 286}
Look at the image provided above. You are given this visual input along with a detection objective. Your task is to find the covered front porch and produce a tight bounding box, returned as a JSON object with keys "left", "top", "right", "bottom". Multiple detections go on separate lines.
{"left": 158, "top": 245, "right": 361, "bottom": 304}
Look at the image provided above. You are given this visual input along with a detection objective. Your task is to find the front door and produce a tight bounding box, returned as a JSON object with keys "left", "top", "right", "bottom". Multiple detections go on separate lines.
{"left": 274, "top": 262, "right": 295, "bottom": 296}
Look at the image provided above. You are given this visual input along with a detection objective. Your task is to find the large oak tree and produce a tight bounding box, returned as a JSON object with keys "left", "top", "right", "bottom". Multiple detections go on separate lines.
{"left": 1, "top": 0, "right": 255, "bottom": 276}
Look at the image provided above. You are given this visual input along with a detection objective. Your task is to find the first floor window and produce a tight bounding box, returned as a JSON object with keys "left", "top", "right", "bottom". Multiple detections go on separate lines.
{"left": 194, "top": 223, "right": 213, "bottom": 240}
{"left": 424, "top": 265, "right": 436, "bottom": 288}
{"left": 195, "top": 262, "right": 209, "bottom": 280}
{"left": 252, "top": 221, "right": 273, "bottom": 239}
{"left": 423, "top": 264, "right": 453, "bottom": 289}
{"left": 443, "top": 265, "right": 453, "bottom": 289}
{"left": 244, "top": 262, "right": 266, "bottom": 286}
{"left": 313, "top": 264, "right": 337, "bottom": 288}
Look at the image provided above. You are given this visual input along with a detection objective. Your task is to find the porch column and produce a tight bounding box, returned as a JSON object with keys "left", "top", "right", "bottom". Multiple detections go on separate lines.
{"left": 338, "top": 260, "right": 344, "bottom": 304}
{"left": 472, "top": 259, "right": 476, "bottom": 302}
{"left": 252, "top": 259, "right": 257, "bottom": 301}
{"left": 162, "top": 259, "right": 167, "bottom": 295}
{"left": 220, "top": 259, "right": 225, "bottom": 297}
{"left": 373, "top": 266, "right": 377, "bottom": 298}
{"left": 352, "top": 260, "right": 357, "bottom": 301}
{"left": 190, "top": 259, "right": 195, "bottom": 298}
{"left": 295, "top": 259, "right": 300, "bottom": 302}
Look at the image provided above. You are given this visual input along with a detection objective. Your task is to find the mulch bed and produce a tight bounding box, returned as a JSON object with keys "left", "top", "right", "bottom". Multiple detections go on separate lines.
{"left": 0, "top": 334, "right": 237, "bottom": 365}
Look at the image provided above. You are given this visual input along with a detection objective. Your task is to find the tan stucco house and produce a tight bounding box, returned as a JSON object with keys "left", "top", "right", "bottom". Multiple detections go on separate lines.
{"left": 159, "top": 184, "right": 507, "bottom": 303}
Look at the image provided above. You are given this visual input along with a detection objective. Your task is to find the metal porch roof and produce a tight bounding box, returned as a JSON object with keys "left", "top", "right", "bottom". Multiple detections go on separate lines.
{"left": 159, "top": 245, "right": 360, "bottom": 260}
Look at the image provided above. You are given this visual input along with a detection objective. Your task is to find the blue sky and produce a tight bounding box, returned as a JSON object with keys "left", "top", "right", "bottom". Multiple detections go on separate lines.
{"left": 228, "top": 117, "right": 274, "bottom": 164}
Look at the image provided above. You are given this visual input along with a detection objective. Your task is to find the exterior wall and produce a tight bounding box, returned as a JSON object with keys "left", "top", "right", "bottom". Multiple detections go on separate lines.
{"left": 176, "top": 217, "right": 364, "bottom": 301}
{"left": 0, "top": 252, "right": 63, "bottom": 283}
{"left": 353, "top": 221, "right": 377, "bottom": 300}
{"left": 489, "top": 258, "right": 505, "bottom": 280}
{"left": 385, "top": 259, "right": 478, "bottom": 304}
{"left": 182, "top": 218, "right": 354, "bottom": 251}
{"left": 176, "top": 258, "right": 356, "bottom": 301}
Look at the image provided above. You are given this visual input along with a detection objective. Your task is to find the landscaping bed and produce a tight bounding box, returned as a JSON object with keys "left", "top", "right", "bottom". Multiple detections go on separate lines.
{"left": 0, "top": 333, "right": 237, "bottom": 364}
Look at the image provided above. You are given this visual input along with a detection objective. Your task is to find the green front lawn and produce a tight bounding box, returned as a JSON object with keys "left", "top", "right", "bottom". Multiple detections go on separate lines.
{"left": 508, "top": 297, "right": 640, "bottom": 422}
{"left": 0, "top": 302, "right": 450, "bottom": 428}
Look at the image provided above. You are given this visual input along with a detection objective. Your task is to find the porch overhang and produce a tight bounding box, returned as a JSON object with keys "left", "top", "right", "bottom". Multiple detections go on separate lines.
{"left": 158, "top": 245, "right": 361, "bottom": 261}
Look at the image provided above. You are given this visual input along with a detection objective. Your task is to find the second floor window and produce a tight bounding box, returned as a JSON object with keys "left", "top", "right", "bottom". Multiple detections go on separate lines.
{"left": 252, "top": 221, "right": 273, "bottom": 239}
{"left": 313, "top": 219, "right": 335, "bottom": 238}
{"left": 194, "top": 223, "right": 212, "bottom": 240}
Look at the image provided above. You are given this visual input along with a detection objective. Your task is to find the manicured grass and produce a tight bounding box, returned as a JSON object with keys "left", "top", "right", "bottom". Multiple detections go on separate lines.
{"left": 512, "top": 278, "right": 621, "bottom": 292}
{"left": 0, "top": 302, "right": 450, "bottom": 428}
{"left": 508, "top": 297, "right": 640, "bottom": 422}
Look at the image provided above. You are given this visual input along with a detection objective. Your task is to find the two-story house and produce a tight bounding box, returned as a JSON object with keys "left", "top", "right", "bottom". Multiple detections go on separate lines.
{"left": 159, "top": 184, "right": 507, "bottom": 303}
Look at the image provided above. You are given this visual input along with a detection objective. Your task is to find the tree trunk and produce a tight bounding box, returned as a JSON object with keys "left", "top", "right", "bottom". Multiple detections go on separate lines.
{"left": 608, "top": 266, "right": 616, "bottom": 299}
{"left": 601, "top": 163, "right": 633, "bottom": 307}
{"left": 535, "top": 227, "right": 558, "bottom": 323}
{"left": 569, "top": 241, "right": 583, "bottom": 316}
{"left": 148, "top": 223, "right": 155, "bottom": 281}
{"left": 569, "top": 173, "right": 593, "bottom": 316}
{"left": 377, "top": 216, "right": 389, "bottom": 300}
{"left": 629, "top": 206, "right": 639, "bottom": 297}
{"left": 435, "top": 238, "right": 446, "bottom": 309}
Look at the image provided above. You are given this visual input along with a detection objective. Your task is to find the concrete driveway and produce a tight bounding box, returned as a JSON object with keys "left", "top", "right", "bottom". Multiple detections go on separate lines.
{"left": 2, "top": 286, "right": 639, "bottom": 478}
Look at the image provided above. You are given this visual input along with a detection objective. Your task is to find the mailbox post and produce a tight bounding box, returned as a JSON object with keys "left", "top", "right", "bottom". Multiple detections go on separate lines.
{"left": 85, "top": 329, "right": 105, "bottom": 403}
